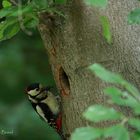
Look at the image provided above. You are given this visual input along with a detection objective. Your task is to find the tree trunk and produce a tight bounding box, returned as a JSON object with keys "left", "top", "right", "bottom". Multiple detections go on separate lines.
{"left": 38, "top": 0, "right": 140, "bottom": 139}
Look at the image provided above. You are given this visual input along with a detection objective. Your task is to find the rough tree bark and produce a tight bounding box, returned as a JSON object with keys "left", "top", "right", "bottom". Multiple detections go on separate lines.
{"left": 38, "top": 0, "right": 140, "bottom": 139}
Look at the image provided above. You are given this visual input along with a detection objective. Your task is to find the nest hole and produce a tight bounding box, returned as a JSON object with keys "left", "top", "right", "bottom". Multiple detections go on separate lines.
{"left": 59, "top": 67, "right": 70, "bottom": 95}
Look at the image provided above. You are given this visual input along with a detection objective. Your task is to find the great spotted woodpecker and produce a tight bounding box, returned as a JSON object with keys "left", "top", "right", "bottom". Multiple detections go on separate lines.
{"left": 25, "top": 83, "right": 63, "bottom": 138}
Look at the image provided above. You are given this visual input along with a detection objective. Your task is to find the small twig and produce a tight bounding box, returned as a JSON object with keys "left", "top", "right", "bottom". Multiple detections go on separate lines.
{"left": 121, "top": 117, "right": 128, "bottom": 125}
{"left": 17, "top": 0, "right": 32, "bottom": 36}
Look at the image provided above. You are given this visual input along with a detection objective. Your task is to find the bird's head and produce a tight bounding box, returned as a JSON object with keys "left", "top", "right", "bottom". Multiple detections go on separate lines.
{"left": 26, "top": 83, "right": 44, "bottom": 97}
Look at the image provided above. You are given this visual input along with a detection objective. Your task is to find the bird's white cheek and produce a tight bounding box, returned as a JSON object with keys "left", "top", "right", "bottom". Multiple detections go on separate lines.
{"left": 36, "top": 105, "right": 48, "bottom": 122}
{"left": 28, "top": 90, "right": 38, "bottom": 96}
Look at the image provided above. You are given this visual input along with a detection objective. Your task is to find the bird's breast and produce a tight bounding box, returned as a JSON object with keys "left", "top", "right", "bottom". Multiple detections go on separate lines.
{"left": 41, "top": 94, "right": 60, "bottom": 115}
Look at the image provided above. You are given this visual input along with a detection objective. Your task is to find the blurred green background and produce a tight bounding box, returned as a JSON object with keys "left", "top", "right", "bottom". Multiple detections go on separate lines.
{"left": 0, "top": 29, "right": 60, "bottom": 140}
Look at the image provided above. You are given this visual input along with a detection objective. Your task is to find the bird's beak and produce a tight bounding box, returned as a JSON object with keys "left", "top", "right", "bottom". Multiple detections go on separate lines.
{"left": 25, "top": 88, "right": 28, "bottom": 94}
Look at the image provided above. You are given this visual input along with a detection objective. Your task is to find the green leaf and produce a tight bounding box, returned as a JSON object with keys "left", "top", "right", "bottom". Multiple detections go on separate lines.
{"left": 11, "top": 5, "right": 34, "bottom": 16}
{"left": 131, "top": 132, "right": 140, "bottom": 140}
{"left": 71, "top": 127, "right": 102, "bottom": 140}
{"left": 123, "top": 82, "right": 140, "bottom": 101}
{"left": 131, "top": 105, "right": 140, "bottom": 115}
{"left": 2, "top": 0, "right": 12, "bottom": 8}
{"left": 128, "top": 8, "right": 140, "bottom": 24}
{"left": 85, "top": 0, "right": 108, "bottom": 8}
{"left": 3, "top": 22, "right": 20, "bottom": 40}
{"left": 104, "top": 125, "right": 130, "bottom": 140}
{"left": 88, "top": 63, "right": 125, "bottom": 84}
{"left": 0, "top": 18, "right": 19, "bottom": 41}
{"left": 83, "top": 105, "right": 123, "bottom": 122}
{"left": 0, "top": 7, "right": 17, "bottom": 18}
{"left": 32, "top": 0, "right": 48, "bottom": 10}
{"left": 104, "top": 87, "right": 140, "bottom": 115}
{"left": 0, "top": 5, "right": 33, "bottom": 18}
{"left": 100, "top": 16, "right": 112, "bottom": 44}
{"left": 55, "top": 0, "right": 66, "bottom": 4}
{"left": 128, "top": 119, "right": 140, "bottom": 131}
{"left": 104, "top": 87, "right": 137, "bottom": 106}
{"left": 24, "top": 14, "right": 39, "bottom": 28}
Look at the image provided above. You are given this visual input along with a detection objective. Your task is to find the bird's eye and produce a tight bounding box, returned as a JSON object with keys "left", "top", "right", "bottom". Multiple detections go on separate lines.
{"left": 36, "top": 88, "right": 39, "bottom": 91}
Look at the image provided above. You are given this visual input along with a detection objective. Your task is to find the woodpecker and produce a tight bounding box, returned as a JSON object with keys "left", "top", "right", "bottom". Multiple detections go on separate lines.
{"left": 25, "top": 83, "right": 63, "bottom": 137}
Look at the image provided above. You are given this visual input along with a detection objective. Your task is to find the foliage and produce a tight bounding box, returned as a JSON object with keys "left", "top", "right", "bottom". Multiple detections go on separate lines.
{"left": 71, "top": 64, "right": 140, "bottom": 140}
{"left": 0, "top": 0, "right": 112, "bottom": 44}
{"left": 2, "top": 0, "right": 12, "bottom": 8}
{"left": 128, "top": 8, "right": 140, "bottom": 24}
{"left": 100, "top": 16, "right": 112, "bottom": 44}
{"left": 0, "top": 0, "right": 66, "bottom": 41}
{"left": 0, "top": 0, "right": 139, "bottom": 44}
